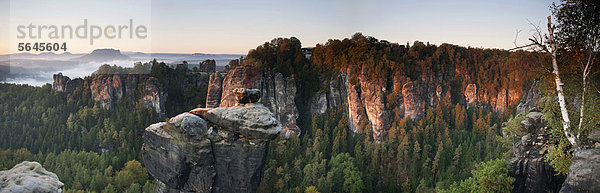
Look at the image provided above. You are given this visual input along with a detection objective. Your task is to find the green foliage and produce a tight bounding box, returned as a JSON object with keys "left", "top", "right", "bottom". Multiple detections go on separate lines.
{"left": 545, "top": 142, "right": 573, "bottom": 176}
{"left": 0, "top": 83, "right": 159, "bottom": 158}
{"left": 498, "top": 115, "right": 525, "bottom": 152}
{"left": 440, "top": 159, "right": 514, "bottom": 193}
{"left": 96, "top": 62, "right": 152, "bottom": 74}
{"left": 542, "top": 96, "right": 574, "bottom": 175}
{"left": 327, "top": 153, "right": 364, "bottom": 193}
{"left": 244, "top": 37, "right": 306, "bottom": 77}
{"left": 259, "top": 102, "right": 508, "bottom": 192}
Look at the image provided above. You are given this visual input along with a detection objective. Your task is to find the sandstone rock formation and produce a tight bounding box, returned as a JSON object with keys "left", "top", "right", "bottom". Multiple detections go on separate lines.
{"left": 198, "top": 60, "right": 216, "bottom": 73}
{"left": 359, "top": 73, "right": 388, "bottom": 141}
{"left": 559, "top": 148, "right": 600, "bottom": 193}
{"left": 589, "top": 130, "right": 600, "bottom": 148}
{"left": 142, "top": 77, "right": 167, "bottom": 116}
{"left": 309, "top": 73, "right": 348, "bottom": 115}
{"left": 402, "top": 81, "right": 424, "bottom": 119}
{"left": 142, "top": 88, "right": 281, "bottom": 193}
{"left": 310, "top": 91, "right": 328, "bottom": 115}
{"left": 464, "top": 83, "right": 477, "bottom": 105}
{"left": 262, "top": 73, "right": 300, "bottom": 138}
{"left": 347, "top": 83, "right": 367, "bottom": 134}
{"left": 53, "top": 73, "right": 168, "bottom": 116}
{"left": 214, "top": 66, "right": 300, "bottom": 137}
{"left": 219, "top": 66, "right": 262, "bottom": 107}
{"left": 206, "top": 73, "right": 223, "bottom": 108}
{"left": 516, "top": 80, "right": 542, "bottom": 114}
{"left": 0, "top": 161, "right": 63, "bottom": 193}
{"left": 89, "top": 74, "right": 167, "bottom": 116}
{"left": 495, "top": 88, "right": 508, "bottom": 112}
{"left": 507, "top": 111, "right": 565, "bottom": 193}
{"left": 52, "top": 73, "right": 83, "bottom": 92}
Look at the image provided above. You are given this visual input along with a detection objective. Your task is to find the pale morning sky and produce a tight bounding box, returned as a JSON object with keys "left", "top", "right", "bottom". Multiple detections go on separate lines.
{"left": 0, "top": 0, "right": 558, "bottom": 55}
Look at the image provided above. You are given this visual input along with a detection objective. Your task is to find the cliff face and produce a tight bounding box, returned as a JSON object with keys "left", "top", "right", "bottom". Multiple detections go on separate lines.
{"left": 402, "top": 81, "right": 424, "bottom": 119}
{"left": 204, "top": 61, "right": 537, "bottom": 142}
{"left": 87, "top": 74, "right": 167, "bottom": 116}
{"left": 208, "top": 66, "right": 300, "bottom": 138}
{"left": 206, "top": 73, "right": 224, "bottom": 108}
{"left": 53, "top": 73, "right": 83, "bottom": 92}
{"left": 53, "top": 73, "right": 167, "bottom": 115}
{"left": 262, "top": 73, "right": 300, "bottom": 138}
{"left": 52, "top": 70, "right": 214, "bottom": 117}
{"left": 219, "top": 66, "right": 262, "bottom": 107}
{"left": 464, "top": 83, "right": 477, "bottom": 105}
{"left": 507, "top": 111, "right": 565, "bottom": 193}
{"left": 359, "top": 72, "right": 388, "bottom": 141}
{"left": 142, "top": 88, "right": 281, "bottom": 193}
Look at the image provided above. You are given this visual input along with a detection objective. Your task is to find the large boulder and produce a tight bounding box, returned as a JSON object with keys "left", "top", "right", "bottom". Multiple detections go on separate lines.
{"left": 0, "top": 161, "right": 64, "bottom": 193}
{"left": 142, "top": 89, "right": 281, "bottom": 193}
{"left": 560, "top": 148, "right": 600, "bottom": 193}
{"left": 507, "top": 111, "right": 565, "bottom": 193}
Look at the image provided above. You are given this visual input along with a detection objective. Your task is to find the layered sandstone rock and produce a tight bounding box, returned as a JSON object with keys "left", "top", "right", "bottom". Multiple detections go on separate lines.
{"left": 0, "top": 161, "right": 64, "bottom": 193}
{"left": 359, "top": 73, "right": 388, "bottom": 141}
{"left": 309, "top": 73, "right": 348, "bottom": 115}
{"left": 310, "top": 91, "right": 328, "bottom": 115}
{"left": 560, "top": 148, "right": 600, "bottom": 193}
{"left": 219, "top": 66, "right": 262, "bottom": 107}
{"left": 507, "top": 111, "right": 565, "bottom": 193}
{"left": 402, "top": 81, "right": 424, "bottom": 119}
{"left": 216, "top": 66, "right": 300, "bottom": 138}
{"left": 142, "top": 89, "right": 281, "bottom": 193}
{"left": 206, "top": 73, "right": 224, "bottom": 108}
{"left": 89, "top": 74, "right": 166, "bottom": 116}
{"left": 261, "top": 73, "right": 300, "bottom": 138}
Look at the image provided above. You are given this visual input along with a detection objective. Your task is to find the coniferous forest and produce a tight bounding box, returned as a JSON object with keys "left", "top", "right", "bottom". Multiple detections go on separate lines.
{"left": 1, "top": 1, "right": 599, "bottom": 193}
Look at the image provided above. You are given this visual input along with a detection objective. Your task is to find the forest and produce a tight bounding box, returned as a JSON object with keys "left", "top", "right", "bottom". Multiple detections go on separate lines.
{"left": 0, "top": 1, "right": 599, "bottom": 192}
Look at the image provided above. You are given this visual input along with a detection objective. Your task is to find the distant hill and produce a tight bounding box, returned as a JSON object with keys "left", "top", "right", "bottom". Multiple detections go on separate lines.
{"left": 74, "top": 49, "right": 131, "bottom": 62}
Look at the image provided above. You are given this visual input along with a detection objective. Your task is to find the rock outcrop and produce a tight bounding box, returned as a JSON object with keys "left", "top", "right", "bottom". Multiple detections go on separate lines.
{"left": 309, "top": 73, "right": 348, "bottom": 115}
{"left": 52, "top": 73, "right": 83, "bottom": 92}
{"left": 464, "top": 83, "right": 477, "bottom": 105}
{"left": 206, "top": 73, "right": 224, "bottom": 108}
{"left": 402, "top": 81, "right": 424, "bottom": 119}
{"left": 0, "top": 161, "right": 64, "bottom": 193}
{"left": 219, "top": 66, "right": 262, "bottom": 107}
{"left": 142, "top": 77, "right": 167, "bottom": 116}
{"left": 359, "top": 73, "right": 388, "bottom": 141}
{"left": 142, "top": 88, "right": 281, "bottom": 193}
{"left": 261, "top": 73, "right": 300, "bottom": 138}
{"left": 516, "top": 80, "right": 542, "bottom": 114}
{"left": 53, "top": 73, "right": 167, "bottom": 116}
{"left": 89, "top": 74, "right": 167, "bottom": 116}
{"left": 213, "top": 66, "right": 300, "bottom": 137}
{"left": 310, "top": 91, "right": 328, "bottom": 115}
{"left": 346, "top": 81, "right": 367, "bottom": 134}
{"left": 198, "top": 60, "right": 216, "bottom": 73}
{"left": 559, "top": 148, "right": 600, "bottom": 193}
{"left": 507, "top": 111, "right": 565, "bottom": 193}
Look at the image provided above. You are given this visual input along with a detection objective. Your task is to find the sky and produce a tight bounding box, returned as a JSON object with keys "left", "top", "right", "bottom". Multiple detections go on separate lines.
{"left": 0, "top": 0, "right": 558, "bottom": 55}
